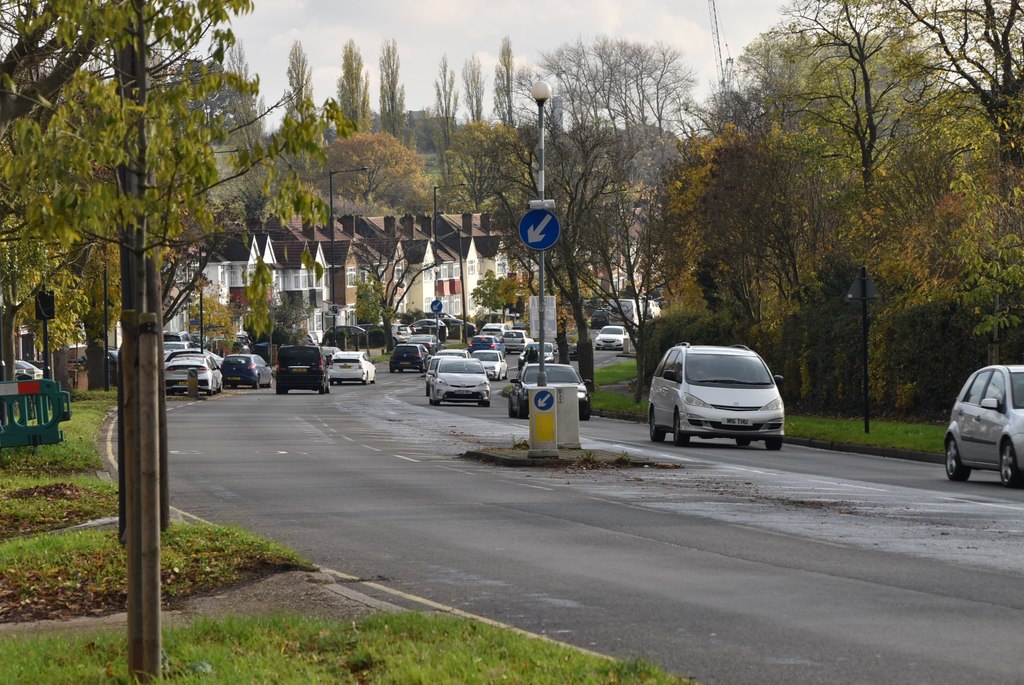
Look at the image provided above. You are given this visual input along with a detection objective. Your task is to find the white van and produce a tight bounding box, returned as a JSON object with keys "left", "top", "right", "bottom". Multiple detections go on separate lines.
{"left": 648, "top": 343, "right": 784, "bottom": 450}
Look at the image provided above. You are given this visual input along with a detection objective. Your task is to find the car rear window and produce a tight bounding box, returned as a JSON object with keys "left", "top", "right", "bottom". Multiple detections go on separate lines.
{"left": 394, "top": 345, "right": 422, "bottom": 354}
{"left": 278, "top": 347, "right": 323, "bottom": 365}
{"left": 521, "top": 366, "right": 579, "bottom": 384}
{"left": 473, "top": 351, "right": 499, "bottom": 361}
{"left": 335, "top": 355, "right": 361, "bottom": 363}
{"left": 222, "top": 356, "right": 250, "bottom": 366}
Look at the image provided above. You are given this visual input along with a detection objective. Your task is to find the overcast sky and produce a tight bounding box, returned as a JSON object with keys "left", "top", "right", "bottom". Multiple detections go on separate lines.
{"left": 228, "top": 0, "right": 788, "bottom": 123}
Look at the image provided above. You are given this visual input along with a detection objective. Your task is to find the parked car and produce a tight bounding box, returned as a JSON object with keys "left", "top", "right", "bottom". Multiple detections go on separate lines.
{"left": 408, "top": 333, "right": 441, "bottom": 356}
{"left": 471, "top": 349, "right": 507, "bottom": 380}
{"left": 14, "top": 359, "right": 43, "bottom": 380}
{"left": 595, "top": 325, "right": 627, "bottom": 351}
{"left": 275, "top": 345, "right": 331, "bottom": 395}
{"left": 391, "top": 323, "right": 413, "bottom": 344}
{"left": 163, "top": 340, "right": 197, "bottom": 355}
{"left": 501, "top": 329, "right": 532, "bottom": 354}
{"left": 468, "top": 335, "right": 504, "bottom": 353}
{"left": 411, "top": 318, "right": 447, "bottom": 338}
{"left": 647, "top": 343, "right": 784, "bottom": 450}
{"left": 323, "top": 325, "right": 367, "bottom": 348}
{"left": 221, "top": 353, "right": 273, "bottom": 389}
{"left": 165, "top": 352, "right": 223, "bottom": 396}
{"left": 507, "top": 363, "right": 591, "bottom": 420}
{"left": 428, "top": 358, "right": 491, "bottom": 407}
{"left": 389, "top": 343, "right": 429, "bottom": 373}
{"left": 590, "top": 309, "right": 610, "bottom": 329}
{"left": 440, "top": 315, "right": 476, "bottom": 338}
{"left": 517, "top": 342, "right": 555, "bottom": 372}
{"left": 945, "top": 364, "right": 1024, "bottom": 487}
{"left": 330, "top": 350, "right": 376, "bottom": 385}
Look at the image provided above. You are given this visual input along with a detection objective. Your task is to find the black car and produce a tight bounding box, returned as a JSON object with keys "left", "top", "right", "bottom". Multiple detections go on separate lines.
{"left": 275, "top": 345, "right": 331, "bottom": 394}
{"left": 590, "top": 309, "right": 610, "bottom": 329}
{"left": 389, "top": 343, "right": 429, "bottom": 373}
{"left": 508, "top": 363, "right": 591, "bottom": 420}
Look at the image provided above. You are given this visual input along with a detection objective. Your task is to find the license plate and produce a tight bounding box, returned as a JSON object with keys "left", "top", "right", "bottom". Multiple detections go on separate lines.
{"left": 175, "top": 380, "right": 187, "bottom": 386}
{"left": 455, "top": 390, "right": 472, "bottom": 395}
{"left": 341, "top": 365, "right": 352, "bottom": 369}
{"left": 400, "top": 361, "right": 410, "bottom": 365}
{"left": 724, "top": 418, "right": 751, "bottom": 425}
{"left": 227, "top": 376, "right": 241, "bottom": 381}
{"left": 290, "top": 367, "right": 306, "bottom": 373}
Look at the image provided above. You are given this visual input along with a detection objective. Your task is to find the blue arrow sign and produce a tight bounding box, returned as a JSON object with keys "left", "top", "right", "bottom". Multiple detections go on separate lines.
{"left": 533, "top": 389, "right": 555, "bottom": 412}
{"left": 519, "top": 209, "right": 561, "bottom": 251}
{"left": 430, "top": 299, "right": 443, "bottom": 313}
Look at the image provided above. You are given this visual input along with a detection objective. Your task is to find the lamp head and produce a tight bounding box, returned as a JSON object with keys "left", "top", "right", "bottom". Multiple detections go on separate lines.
{"left": 532, "top": 80, "right": 553, "bottom": 105}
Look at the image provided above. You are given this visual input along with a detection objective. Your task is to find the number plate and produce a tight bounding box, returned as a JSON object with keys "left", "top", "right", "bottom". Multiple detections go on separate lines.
{"left": 290, "top": 367, "right": 307, "bottom": 373}
{"left": 724, "top": 417, "right": 751, "bottom": 426}
{"left": 455, "top": 390, "right": 472, "bottom": 395}
{"left": 227, "top": 376, "right": 241, "bottom": 381}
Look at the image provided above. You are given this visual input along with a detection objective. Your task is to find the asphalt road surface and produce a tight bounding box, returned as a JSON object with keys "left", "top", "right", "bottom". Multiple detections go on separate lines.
{"left": 164, "top": 353, "right": 1024, "bottom": 685}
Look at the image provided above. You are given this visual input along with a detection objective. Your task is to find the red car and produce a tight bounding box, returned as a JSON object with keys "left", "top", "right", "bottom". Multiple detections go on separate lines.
{"left": 467, "top": 335, "right": 504, "bottom": 353}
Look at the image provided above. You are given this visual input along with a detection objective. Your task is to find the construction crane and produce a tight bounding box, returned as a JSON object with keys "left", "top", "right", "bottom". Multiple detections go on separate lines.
{"left": 708, "top": 0, "right": 733, "bottom": 92}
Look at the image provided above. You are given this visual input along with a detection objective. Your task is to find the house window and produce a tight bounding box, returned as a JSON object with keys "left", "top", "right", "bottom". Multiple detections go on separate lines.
{"left": 468, "top": 260, "right": 477, "bottom": 276}
{"left": 346, "top": 267, "right": 357, "bottom": 287}
{"left": 496, "top": 260, "right": 508, "bottom": 277}
{"left": 227, "top": 265, "right": 243, "bottom": 288}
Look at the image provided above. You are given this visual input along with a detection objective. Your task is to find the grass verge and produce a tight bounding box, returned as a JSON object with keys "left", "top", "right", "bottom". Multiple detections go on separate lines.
{"left": 0, "top": 475, "right": 118, "bottom": 538}
{"left": 0, "top": 612, "right": 693, "bottom": 684}
{"left": 590, "top": 360, "right": 945, "bottom": 454}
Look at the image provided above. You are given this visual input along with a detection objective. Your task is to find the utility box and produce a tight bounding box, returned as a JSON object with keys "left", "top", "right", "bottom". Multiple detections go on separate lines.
{"left": 554, "top": 386, "right": 581, "bottom": 449}
{"left": 527, "top": 387, "right": 558, "bottom": 457}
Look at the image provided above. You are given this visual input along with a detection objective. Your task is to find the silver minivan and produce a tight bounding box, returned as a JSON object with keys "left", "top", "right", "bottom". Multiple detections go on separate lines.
{"left": 648, "top": 343, "right": 785, "bottom": 450}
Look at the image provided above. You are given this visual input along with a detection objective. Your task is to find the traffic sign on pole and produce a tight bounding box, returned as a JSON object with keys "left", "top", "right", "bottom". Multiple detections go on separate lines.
{"left": 518, "top": 209, "right": 561, "bottom": 251}
{"left": 430, "top": 299, "right": 443, "bottom": 313}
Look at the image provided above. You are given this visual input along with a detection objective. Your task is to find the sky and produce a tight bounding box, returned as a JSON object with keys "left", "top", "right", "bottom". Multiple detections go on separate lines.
{"left": 228, "top": 0, "right": 789, "bottom": 123}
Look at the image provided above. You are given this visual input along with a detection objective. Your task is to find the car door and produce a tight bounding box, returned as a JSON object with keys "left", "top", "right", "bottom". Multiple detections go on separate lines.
{"left": 974, "top": 368, "right": 1008, "bottom": 466}
{"left": 651, "top": 349, "right": 680, "bottom": 428}
{"left": 956, "top": 369, "right": 993, "bottom": 464}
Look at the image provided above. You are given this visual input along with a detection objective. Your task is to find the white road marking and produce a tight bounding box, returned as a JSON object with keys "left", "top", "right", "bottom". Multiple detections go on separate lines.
{"left": 393, "top": 454, "right": 420, "bottom": 462}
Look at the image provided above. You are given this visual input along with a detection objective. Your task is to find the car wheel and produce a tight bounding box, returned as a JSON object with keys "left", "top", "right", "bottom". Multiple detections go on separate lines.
{"left": 672, "top": 410, "right": 689, "bottom": 446}
{"left": 508, "top": 398, "right": 516, "bottom": 418}
{"left": 479, "top": 400, "right": 490, "bottom": 407}
{"left": 252, "top": 380, "right": 259, "bottom": 389}
{"left": 649, "top": 408, "right": 666, "bottom": 442}
{"left": 945, "top": 438, "right": 970, "bottom": 481}
{"left": 579, "top": 404, "right": 591, "bottom": 421}
{"left": 390, "top": 368, "right": 395, "bottom": 373}
{"left": 764, "top": 437, "right": 783, "bottom": 451}
{"left": 1000, "top": 442, "right": 1023, "bottom": 487}
{"left": 517, "top": 397, "right": 528, "bottom": 419}
{"left": 206, "top": 388, "right": 214, "bottom": 396}
{"left": 276, "top": 387, "right": 286, "bottom": 395}
{"left": 429, "top": 398, "right": 439, "bottom": 406}
{"left": 736, "top": 438, "right": 751, "bottom": 446}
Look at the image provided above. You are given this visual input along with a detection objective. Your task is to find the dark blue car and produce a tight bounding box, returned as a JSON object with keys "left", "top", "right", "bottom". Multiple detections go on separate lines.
{"left": 221, "top": 353, "right": 273, "bottom": 389}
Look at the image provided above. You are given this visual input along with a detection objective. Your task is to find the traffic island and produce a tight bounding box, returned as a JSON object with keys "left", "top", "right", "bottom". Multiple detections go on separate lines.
{"left": 463, "top": 447, "right": 658, "bottom": 468}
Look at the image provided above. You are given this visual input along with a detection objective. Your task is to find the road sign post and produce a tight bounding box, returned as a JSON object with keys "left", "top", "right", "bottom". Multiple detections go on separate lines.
{"left": 431, "top": 299, "right": 443, "bottom": 343}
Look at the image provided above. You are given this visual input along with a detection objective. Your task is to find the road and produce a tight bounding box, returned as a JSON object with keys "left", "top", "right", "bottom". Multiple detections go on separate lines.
{"left": 164, "top": 351, "right": 1024, "bottom": 685}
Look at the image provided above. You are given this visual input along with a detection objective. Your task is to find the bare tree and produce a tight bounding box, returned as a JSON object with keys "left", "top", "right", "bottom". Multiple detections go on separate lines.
{"left": 433, "top": 54, "right": 459, "bottom": 178}
{"left": 462, "top": 54, "right": 485, "bottom": 122}
{"left": 493, "top": 36, "right": 516, "bottom": 125}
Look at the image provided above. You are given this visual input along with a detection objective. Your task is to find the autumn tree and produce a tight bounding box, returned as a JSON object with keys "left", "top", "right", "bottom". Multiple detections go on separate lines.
{"left": 493, "top": 36, "right": 516, "bottom": 125}
{"left": 433, "top": 54, "right": 459, "bottom": 179}
{"left": 320, "top": 132, "right": 427, "bottom": 213}
{"left": 285, "top": 40, "right": 315, "bottom": 124}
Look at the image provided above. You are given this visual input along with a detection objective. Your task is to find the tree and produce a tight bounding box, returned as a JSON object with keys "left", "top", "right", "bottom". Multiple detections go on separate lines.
{"left": 472, "top": 270, "right": 521, "bottom": 315}
{"left": 321, "top": 132, "right": 427, "bottom": 213}
{"left": 433, "top": 54, "right": 459, "bottom": 179}
{"left": 447, "top": 121, "right": 521, "bottom": 212}
{"left": 285, "top": 40, "right": 314, "bottom": 124}
{"left": 379, "top": 38, "right": 406, "bottom": 138}
{"left": 493, "top": 36, "right": 516, "bottom": 125}
{"left": 337, "top": 39, "right": 372, "bottom": 132}
{"left": 897, "top": 0, "right": 1024, "bottom": 167}
{"left": 462, "top": 54, "right": 485, "bottom": 123}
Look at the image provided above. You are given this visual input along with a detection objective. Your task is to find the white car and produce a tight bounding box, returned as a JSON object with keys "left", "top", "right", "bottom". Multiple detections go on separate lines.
{"left": 14, "top": 360, "right": 43, "bottom": 380}
{"left": 471, "top": 349, "right": 507, "bottom": 380}
{"left": 330, "top": 351, "right": 376, "bottom": 385}
{"left": 501, "top": 329, "right": 532, "bottom": 354}
{"left": 594, "top": 325, "right": 627, "bottom": 351}
{"left": 165, "top": 352, "right": 223, "bottom": 396}
{"left": 434, "top": 349, "right": 470, "bottom": 359}
{"left": 429, "top": 358, "right": 491, "bottom": 407}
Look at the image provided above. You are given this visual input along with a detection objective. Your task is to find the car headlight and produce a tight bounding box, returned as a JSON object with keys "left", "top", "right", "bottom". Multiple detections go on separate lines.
{"left": 436, "top": 378, "right": 449, "bottom": 387}
{"left": 683, "top": 392, "right": 712, "bottom": 409}
{"left": 761, "top": 397, "right": 784, "bottom": 411}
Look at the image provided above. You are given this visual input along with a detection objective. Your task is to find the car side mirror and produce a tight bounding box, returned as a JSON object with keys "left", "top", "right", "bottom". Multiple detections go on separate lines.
{"left": 663, "top": 369, "right": 678, "bottom": 382}
{"left": 980, "top": 397, "right": 1002, "bottom": 411}
{"left": 774, "top": 374, "right": 784, "bottom": 388}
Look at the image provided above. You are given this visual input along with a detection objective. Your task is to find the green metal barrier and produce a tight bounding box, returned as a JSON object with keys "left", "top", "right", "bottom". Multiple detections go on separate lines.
{"left": 0, "top": 379, "right": 72, "bottom": 448}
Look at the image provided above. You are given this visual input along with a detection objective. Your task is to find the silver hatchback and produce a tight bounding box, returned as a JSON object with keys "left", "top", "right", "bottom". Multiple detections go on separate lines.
{"left": 945, "top": 365, "right": 1024, "bottom": 487}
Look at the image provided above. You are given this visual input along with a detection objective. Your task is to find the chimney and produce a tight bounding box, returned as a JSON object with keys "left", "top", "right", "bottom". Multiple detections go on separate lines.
{"left": 481, "top": 213, "right": 491, "bottom": 233}
{"left": 400, "top": 214, "right": 414, "bottom": 239}
{"left": 462, "top": 213, "right": 473, "bottom": 236}
{"left": 301, "top": 221, "right": 316, "bottom": 240}
{"left": 384, "top": 215, "right": 396, "bottom": 237}
{"left": 340, "top": 215, "right": 355, "bottom": 239}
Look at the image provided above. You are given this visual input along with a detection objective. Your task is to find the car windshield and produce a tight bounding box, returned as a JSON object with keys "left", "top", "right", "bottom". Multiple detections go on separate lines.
{"left": 685, "top": 354, "right": 773, "bottom": 386}
{"left": 520, "top": 365, "right": 580, "bottom": 384}
{"left": 1011, "top": 372, "right": 1024, "bottom": 409}
{"left": 439, "top": 361, "right": 486, "bottom": 375}
{"left": 600, "top": 326, "right": 625, "bottom": 335}
{"left": 473, "top": 351, "right": 500, "bottom": 361}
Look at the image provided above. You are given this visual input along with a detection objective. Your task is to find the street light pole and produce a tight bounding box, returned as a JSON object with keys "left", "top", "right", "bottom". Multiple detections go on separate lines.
{"left": 532, "top": 80, "right": 552, "bottom": 388}
{"left": 327, "top": 166, "right": 369, "bottom": 345}
{"left": 432, "top": 182, "right": 466, "bottom": 342}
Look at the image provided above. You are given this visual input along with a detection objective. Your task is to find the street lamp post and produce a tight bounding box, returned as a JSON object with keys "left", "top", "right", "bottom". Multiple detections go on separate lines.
{"left": 532, "top": 80, "right": 552, "bottom": 387}
{"left": 328, "top": 166, "right": 369, "bottom": 345}
{"left": 432, "top": 182, "right": 466, "bottom": 342}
